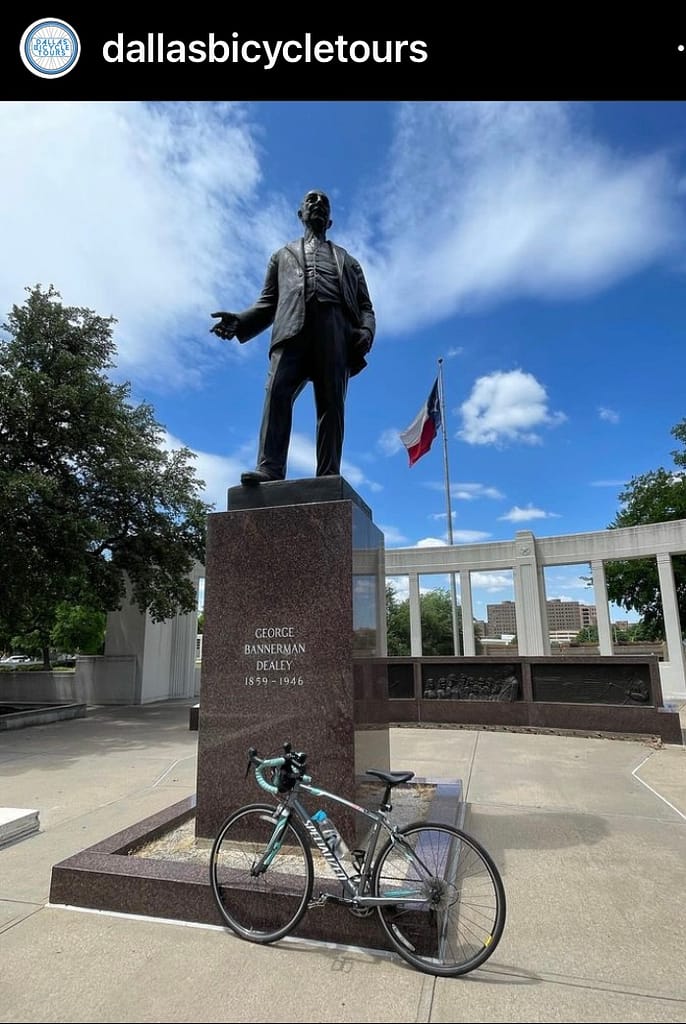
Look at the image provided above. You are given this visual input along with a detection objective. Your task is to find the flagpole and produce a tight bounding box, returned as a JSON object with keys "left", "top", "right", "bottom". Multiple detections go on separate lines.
{"left": 437, "top": 358, "right": 461, "bottom": 656}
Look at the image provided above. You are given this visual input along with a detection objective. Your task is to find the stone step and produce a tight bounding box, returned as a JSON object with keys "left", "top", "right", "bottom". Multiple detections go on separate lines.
{"left": 0, "top": 807, "right": 40, "bottom": 848}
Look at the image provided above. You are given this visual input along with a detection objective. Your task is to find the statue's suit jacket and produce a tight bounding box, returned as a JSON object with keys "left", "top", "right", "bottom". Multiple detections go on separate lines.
{"left": 235, "top": 239, "right": 376, "bottom": 376}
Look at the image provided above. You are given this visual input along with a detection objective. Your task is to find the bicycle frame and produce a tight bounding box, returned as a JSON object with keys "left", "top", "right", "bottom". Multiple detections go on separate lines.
{"left": 213, "top": 749, "right": 507, "bottom": 978}
{"left": 259, "top": 776, "right": 436, "bottom": 909}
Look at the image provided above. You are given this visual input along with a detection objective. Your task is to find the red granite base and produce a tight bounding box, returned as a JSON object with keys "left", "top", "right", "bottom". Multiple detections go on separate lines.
{"left": 50, "top": 779, "right": 463, "bottom": 954}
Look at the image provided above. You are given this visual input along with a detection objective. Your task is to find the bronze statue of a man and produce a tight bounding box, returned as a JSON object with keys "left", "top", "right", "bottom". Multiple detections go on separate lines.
{"left": 211, "top": 190, "right": 376, "bottom": 484}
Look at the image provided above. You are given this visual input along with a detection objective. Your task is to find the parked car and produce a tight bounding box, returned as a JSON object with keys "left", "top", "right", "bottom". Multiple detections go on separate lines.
{"left": 1, "top": 655, "right": 32, "bottom": 664}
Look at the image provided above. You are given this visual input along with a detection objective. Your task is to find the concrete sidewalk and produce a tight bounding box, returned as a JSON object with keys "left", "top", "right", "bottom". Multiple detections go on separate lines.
{"left": 0, "top": 701, "right": 684, "bottom": 1023}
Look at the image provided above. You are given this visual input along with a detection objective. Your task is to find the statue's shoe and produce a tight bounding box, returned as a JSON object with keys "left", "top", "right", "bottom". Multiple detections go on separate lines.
{"left": 240, "top": 469, "right": 281, "bottom": 485}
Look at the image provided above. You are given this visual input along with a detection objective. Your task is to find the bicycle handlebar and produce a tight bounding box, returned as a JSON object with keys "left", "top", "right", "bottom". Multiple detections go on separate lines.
{"left": 248, "top": 743, "right": 310, "bottom": 796}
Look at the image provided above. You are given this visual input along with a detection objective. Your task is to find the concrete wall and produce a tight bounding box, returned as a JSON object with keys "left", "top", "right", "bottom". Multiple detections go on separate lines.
{"left": 80, "top": 564, "right": 202, "bottom": 706}
{"left": 74, "top": 656, "right": 138, "bottom": 704}
{"left": 85, "top": 523, "right": 686, "bottom": 705}
{"left": 0, "top": 672, "right": 79, "bottom": 703}
{"left": 386, "top": 520, "right": 686, "bottom": 700}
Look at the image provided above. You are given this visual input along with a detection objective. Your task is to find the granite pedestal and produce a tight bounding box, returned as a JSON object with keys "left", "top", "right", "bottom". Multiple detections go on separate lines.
{"left": 195, "top": 477, "right": 388, "bottom": 838}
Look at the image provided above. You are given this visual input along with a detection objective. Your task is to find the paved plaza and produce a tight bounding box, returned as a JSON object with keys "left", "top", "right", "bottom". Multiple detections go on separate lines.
{"left": 1, "top": 701, "right": 684, "bottom": 1023}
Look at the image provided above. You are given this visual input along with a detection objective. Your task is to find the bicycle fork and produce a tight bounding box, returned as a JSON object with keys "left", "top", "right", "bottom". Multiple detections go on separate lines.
{"left": 250, "top": 810, "right": 291, "bottom": 876}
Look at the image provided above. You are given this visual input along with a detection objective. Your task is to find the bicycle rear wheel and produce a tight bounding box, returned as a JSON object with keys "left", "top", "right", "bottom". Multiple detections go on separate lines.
{"left": 209, "top": 802, "right": 314, "bottom": 944}
{"left": 372, "top": 821, "right": 506, "bottom": 977}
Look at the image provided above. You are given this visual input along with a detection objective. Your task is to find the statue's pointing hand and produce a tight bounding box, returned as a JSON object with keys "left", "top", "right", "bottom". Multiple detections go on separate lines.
{"left": 210, "top": 312, "right": 241, "bottom": 341}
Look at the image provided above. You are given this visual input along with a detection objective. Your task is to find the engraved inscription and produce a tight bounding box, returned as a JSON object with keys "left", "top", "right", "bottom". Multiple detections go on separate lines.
{"left": 244, "top": 625, "right": 306, "bottom": 687}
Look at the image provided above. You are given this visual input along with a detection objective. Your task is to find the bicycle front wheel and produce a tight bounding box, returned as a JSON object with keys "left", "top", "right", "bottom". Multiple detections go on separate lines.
{"left": 372, "top": 821, "right": 506, "bottom": 977}
{"left": 209, "top": 802, "right": 314, "bottom": 944}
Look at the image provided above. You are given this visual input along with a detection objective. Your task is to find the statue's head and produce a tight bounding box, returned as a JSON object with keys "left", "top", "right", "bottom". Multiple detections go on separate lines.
{"left": 298, "top": 190, "right": 332, "bottom": 232}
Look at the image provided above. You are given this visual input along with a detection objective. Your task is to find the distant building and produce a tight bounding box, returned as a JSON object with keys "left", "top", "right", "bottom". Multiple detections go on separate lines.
{"left": 486, "top": 601, "right": 517, "bottom": 637}
{"left": 487, "top": 598, "right": 598, "bottom": 638}
{"left": 547, "top": 599, "right": 597, "bottom": 632}
{"left": 549, "top": 630, "right": 584, "bottom": 645}
{"left": 579, "top": 603, "right": 597, "bottom": 628}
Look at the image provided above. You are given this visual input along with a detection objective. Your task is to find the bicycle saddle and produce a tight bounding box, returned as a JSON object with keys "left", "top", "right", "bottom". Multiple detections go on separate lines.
{"left": 364, "top": 769, "right": 415, "bottom": 787}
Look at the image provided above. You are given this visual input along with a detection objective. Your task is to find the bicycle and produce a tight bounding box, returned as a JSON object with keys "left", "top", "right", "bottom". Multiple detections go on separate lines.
{"left": 209, "top": 742, "right": 506, "bottom": 977}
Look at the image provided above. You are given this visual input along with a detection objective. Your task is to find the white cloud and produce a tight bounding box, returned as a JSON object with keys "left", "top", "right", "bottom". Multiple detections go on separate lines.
{"left": 0, "top": 102, "right": 289, "bottom": 388}
{"left": 459, "top": 370, "right": 566, "bottom": 445}
{"left": 341, "top": 460, "right": 382, "bottom": 494}
{"left": 544, "top": 567, "right": 593, "bottom": 595}
{"left": 416, "top": 537, "right": 448, "bottom": 547}
{"left": 162, "top": 427, "right": 380, "bottom": 509}
{"left": 447, "top": 346, "right": 464, "bottom": 357}
{"left": 424, "top": 517, "right": 493, "bottom": 544}
{"left": 499, "top": 504, "right": 561, "bottom": 522}
{"left": 453, "top": 482, "right": 504, "bottom": 500}
{"left": 387, "top": 575, "right": 462, "bottom": 601}
{"left": 268, "top": 431, "right": 382, "bottom": 493}
{"left": 377, "top": 428, "right": 404, "bottom": 456}
{"left": 380, "top": 525, "right": 409, "bottom": 545}
{"left": 7, "top": 100, "right": 680, "bottom": 398}
{"left": 361, "top": 102, "right": 683, "bottom": 333}
{"left": 557, "top": 582, "right": 592, "bottom": 594}
{"left": 453, "top": 529, "right": 492, "bottom": 543}
{"left": 589, "top": 479, "right": 626, "bottom": 488}
{"left": 426, "top": 481, "right": 504, "bottom": 500}
{"left": 420, "top": 576, "right": 460, "bottom": 596}
{"left": 163, "top": 432, "right": 243, "bottom": 510}
{"left": 387, "top": 576, "right": 409, "bottom": 602}
{"left": 598, "top": 406, "right": 620, "bottom": 423}
{"left": 470, "top": 572, "right": 514, "bottom": 591}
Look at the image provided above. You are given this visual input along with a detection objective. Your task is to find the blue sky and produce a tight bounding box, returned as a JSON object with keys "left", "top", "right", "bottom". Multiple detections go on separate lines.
{"left": 2, "top": 100, "right": 685, "bottom": 619}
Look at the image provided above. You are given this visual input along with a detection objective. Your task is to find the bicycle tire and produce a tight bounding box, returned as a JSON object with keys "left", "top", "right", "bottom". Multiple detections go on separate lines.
{"left": 372, "top": 820, "right": 506, "bottom": 977}
{"left": 209, "top": 802, "right": 314, "bottom": 944}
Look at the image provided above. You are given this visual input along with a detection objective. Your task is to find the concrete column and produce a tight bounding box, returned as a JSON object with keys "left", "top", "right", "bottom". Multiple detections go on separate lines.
{"left": 460, "top": 569, "right": 476, "bottom": 656}
{"left": 103, "top": 589, "right": 144, "bottom": 701}
{"left": 513, "top": 531, "right": 550, "bottom": 656}
{"left": 169, "top": 608, "right": 198, "bottom": 698}
{"left": 448, "top": 573, "right": 461, "bottom": 656}
{"left": 656, "top": 552, "right": 686, "bottom": 696}
{"left": 408, "top": 572, "right": 423, "bottom": 657}
{"left": 591, "top": 559, "right": 613, "bottom": 656}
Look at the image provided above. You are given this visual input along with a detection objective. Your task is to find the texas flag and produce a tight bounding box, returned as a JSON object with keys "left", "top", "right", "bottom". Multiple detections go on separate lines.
{"left": 399, "top": 378, "right": 442, "bottom": 466}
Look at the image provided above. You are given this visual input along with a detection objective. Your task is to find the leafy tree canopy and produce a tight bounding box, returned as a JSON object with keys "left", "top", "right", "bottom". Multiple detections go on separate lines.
{"left": 605, "top": 420, "right": 686, "bottom": 633}
{"left": 386, "top": 584, "right": 461, "bottom": 656}
{"left": 49, "top": 602, "right": 106, "bottom": 656}
{"left": 0, "top": 285, "right": 210, "bottom": 664}
{"left": 574, "top": 625, "right": 599, "bottom": 644}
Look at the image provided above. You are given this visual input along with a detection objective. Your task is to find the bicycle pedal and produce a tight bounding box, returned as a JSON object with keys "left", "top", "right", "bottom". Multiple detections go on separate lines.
{"left": 308, "top": 894, "right": 330, "bottom": 909}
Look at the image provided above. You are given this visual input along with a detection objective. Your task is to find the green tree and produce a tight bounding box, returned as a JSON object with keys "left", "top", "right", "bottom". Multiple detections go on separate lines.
{"left": 420, "top": 589, "right": 460, "bottom": 655}
{"left": 386, "top": 585, "right": 461, "bottom": 656}
{"left": 0, "top": 285, "right": 210, "bottom": 668}
{"left": 50, "top": 603, "right": 107, "bottom": 656}
{"left": 604, "top": 420, "right": 686, "bottom": 634}
{"left": 624, "top": 619, "right": 664, "bottom": 643}
{"left": 386, "top": 584, "right": 410, "bottom": 656}
{"left": 574, "top": 625, "right": 599, "bottom": 644}
{"left": 9, "top": 602, "right": 106, "bottom": 661}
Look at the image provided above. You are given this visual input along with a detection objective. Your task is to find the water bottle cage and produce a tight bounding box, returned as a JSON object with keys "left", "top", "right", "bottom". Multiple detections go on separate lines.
{"left": 323, "top": 830, "right": 338, "bottom": 852}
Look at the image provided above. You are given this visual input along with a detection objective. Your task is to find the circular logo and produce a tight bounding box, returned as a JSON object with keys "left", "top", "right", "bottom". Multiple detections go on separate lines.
{"left": 20, "top": 19, "right": 80, "bottom": 79}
